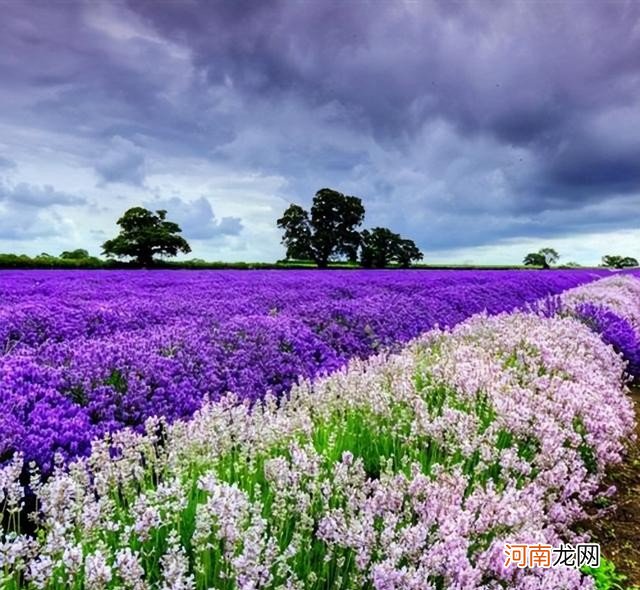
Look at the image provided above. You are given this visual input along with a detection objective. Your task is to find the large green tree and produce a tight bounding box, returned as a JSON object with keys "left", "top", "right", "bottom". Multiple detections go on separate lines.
{"left": 277, "top": 188, "right": 365, "bottom": 268}
{"left": 360, "top": 227, "right": 424, "bottom": 268}
{"left": 523, "top": 247, "right": 559, "bottom": 269}
{"left": 102, "top": 207, "right": 191, "bottom": 266}
{"left": 602, "top": 254, "right": 638, "bottom": 269}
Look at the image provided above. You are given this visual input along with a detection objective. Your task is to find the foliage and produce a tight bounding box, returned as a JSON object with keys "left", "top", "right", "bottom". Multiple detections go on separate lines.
{"left": 395, "top": 238, "right": 424, "bottom": 268}
{"left": 59, "top": 248, "right": 90, "bottom": 260}
{"left": 276, "top": 204, "right": 313, "bottom": 260}
{"left": 523, "top": 247, "right": 560, "bottom": 269}
{"left": 310, "top": 188, "right": 365, "bottom": 266}
{"left": 0, "top": 253, "right": 104, "bottom": 269}
{"left": 561, "top": 261, "right": 582, "bottom": 268}
{"left": 583, "top": 557, "right": 631, "bottom": 590}
{"left": 359, "top": 227, "right": 399, "bottom": 268}
{"left": 359, "top": 227, "right": 423, "bottom": 268}
{"left": 602, "top": 255, "right": 639, "bottom": 269}
{"left": 539, "top": 247, "right": 560, "bottom": 265}
{"left": 522, "top": 252, "right": 545, "bottom": 268}
{"left": 277, "top": 189, "right": 425, "bottom": 268}
{"left": 0, "top": 255, "right": 537, "bottom": 271}
{"left": 102, "top": 207, "right": 191, "bottom": 266}
{"left": 278, "top": 188, "right": 365, "bottom": 268}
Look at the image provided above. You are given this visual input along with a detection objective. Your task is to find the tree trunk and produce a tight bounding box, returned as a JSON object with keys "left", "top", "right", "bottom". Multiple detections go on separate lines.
{"left": 137, "top": 249, "right": 154, "bottom": 268}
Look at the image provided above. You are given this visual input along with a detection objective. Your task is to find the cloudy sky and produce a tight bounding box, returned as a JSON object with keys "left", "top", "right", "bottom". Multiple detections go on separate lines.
{"left": 1, "top": 0, "right": 639, "bottom": 264}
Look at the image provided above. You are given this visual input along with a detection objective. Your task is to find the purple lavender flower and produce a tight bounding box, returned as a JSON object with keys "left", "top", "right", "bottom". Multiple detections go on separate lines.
{"left": 0, "top": 269, "right": 612, "bottom": 470}
{"left": 573, "top": 303, "right": 640, "bottom": 381}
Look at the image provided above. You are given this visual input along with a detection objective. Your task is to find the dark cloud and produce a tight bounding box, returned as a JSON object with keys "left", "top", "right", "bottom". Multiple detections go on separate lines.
{"left": 0, "top": 0, "right": 639, "bottom": 256}
{"left": 127, "top": 1, "right": 640, "bottom": 138}
{"left": 145, "top": 196, "right": 243, "bottom": 240}
{"left": 548, "top": 143, "right": 640, "bottom": 193}
{"left": 126, "top": 0, "right": 640, "bottom": 239}
{"left": 412, "top": 195, "right": 640, "bottom": 252}
{"left": 0, "top": 1, "right": 233, "bottom": 157}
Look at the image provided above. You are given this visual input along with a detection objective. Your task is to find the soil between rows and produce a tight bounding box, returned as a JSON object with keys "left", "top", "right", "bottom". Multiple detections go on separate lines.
{"left": 587, "top": 387, "right": 640, "bottom": 586}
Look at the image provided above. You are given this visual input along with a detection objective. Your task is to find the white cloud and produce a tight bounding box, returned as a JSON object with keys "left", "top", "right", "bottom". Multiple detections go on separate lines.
{"left": 145, "top": 195, "right": 243, "bottom": 240}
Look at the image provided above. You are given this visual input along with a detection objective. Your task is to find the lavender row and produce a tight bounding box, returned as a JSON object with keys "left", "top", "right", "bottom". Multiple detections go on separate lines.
{"left": 0, "top": 269, "right": 609, "bottom": 471}
{"left": 556, "top": 275, "right": 640, "bottom": 381}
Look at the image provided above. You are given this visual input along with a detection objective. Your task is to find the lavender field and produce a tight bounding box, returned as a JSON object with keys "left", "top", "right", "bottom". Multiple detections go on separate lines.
{"left": 2, "top": 270, "right": 640, "bottom": 589}
{"left": 0, "top": 269, "right": 609, "bottom": 471}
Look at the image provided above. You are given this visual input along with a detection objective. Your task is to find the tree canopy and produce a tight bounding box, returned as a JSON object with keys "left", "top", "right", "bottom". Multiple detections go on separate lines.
{"left": 60, "top": 249, "right": 90, "bottom": 260}
{"left": 276, "top": 204, "right": 312, "bottom": 261}
{"left": 277, "top": 188, "right": 365, "bottom": 268}
{"left": 523, "top": 248, "right": 559, "bottom": 269}
{"left": 102, "top": 207, "right": 191, "bottom": 266}
{"left": 360, "top": 227, "right": 423, "bottom": 268}
{"left": 278, "top": 189, "right": 423, "bottom": 268}
{"left": 395, "top": 238, "right": 424, "bottom": 268}
{"left": 602, "top": 255, "right": 638, "bottom": 269}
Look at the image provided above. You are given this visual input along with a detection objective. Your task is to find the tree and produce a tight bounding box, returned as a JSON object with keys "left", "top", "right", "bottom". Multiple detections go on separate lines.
{"left": 619, "top": 256, "right": 638, "bottom": 268}
{"left": 523, "top": 252, "right": 546, "bottom": 268}
{"left": 538, "top": 247, "right": 559, "bottom": 267}
{"left": 60, "top": 249, "right": 90, "bottom": 260}
{"left": 102, "top": 207, "right": 191, "bottom": 266}
{"left": 360, "top": 227, "right": 400, "bottom": 268}
{"left": 277, "top": 188, "right": 365, "bottom": 268}
{"left": 276, "top": 204, "right": 312, "bottom": 260}
{"left": 360, "top": 227, "right": 424, "bottom": 268}
{"left": 602, "top": 255, "right": 638, "bottom": 269}
{"left": 395, "top": 238, "right": 424, "bottom": 268}
{"left": 310, "top": 189, "right": 364, "bottom": 266}
{"left": 523, "top": 248, "right": 559, "bottom": 269}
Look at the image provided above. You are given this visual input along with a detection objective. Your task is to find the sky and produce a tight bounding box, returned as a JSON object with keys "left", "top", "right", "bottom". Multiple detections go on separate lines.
{"left": 1, "top": 0, "right": 639, "bottom": 265}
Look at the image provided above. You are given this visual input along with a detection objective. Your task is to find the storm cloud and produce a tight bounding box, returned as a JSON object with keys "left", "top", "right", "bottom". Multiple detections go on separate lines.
{"left": 0, "top": 0, "right": 639, "bottom": 262}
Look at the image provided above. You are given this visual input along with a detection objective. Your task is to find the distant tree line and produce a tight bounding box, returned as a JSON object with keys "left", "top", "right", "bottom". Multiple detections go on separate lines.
{"left": 277, "top": 188, "right": 424, "bottom": 268}
{"left": 600, "top": 254, "right": 638, "bottom": 269}
{"left": 0, "top": 251, "right": 104, "bottom": 269}
{"left": 1, "top": 199, "right": 637, "bottom": 270}
{"left": 522, "top": 248, "right": 638, "bottom": 269}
